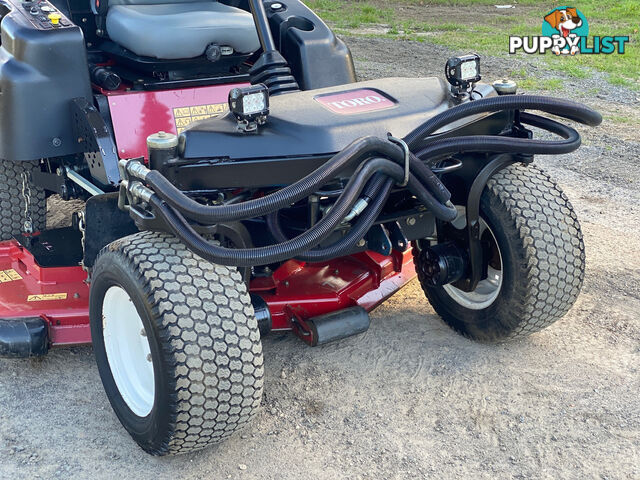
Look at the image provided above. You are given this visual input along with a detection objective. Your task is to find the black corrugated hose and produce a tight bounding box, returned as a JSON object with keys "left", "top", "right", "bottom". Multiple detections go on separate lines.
{"left": 140, "top": 94, "right": 601, "bottom": 267}
{"left": 151, "top": 158, "right": 411, "bottom": 267}
{"left": 403, "top": 94, "right": 601, "bottom": 149}
{"left": 267, "top": 174, "right": 395, "bottom": 263}
{"left": 145, "top": 136, "right": 452, "bottom": 223}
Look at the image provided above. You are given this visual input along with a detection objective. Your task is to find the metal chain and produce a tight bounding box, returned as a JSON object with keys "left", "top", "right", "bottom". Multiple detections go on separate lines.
{"left": 21, "top": 171, "right": 34, "bottom": 234}
{"left": 77, "top": 209, "right": 88, "bottom": 273}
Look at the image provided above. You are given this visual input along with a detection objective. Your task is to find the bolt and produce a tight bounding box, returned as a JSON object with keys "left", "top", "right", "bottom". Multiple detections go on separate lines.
{"left": 271, "top": 2, "right": 283, "bottom": 10}
{"left": 357, "top": 239, "right": 366, "bottom": 247}
{"left": 52, "top": 137, "right": 62, "bottom": 147}
{"left": 334, "top": 269, "right": 339, "bottom": 275}
{"left": 141, "top": 329, "right": 147, "bottom": 337}
{"left": 407, "top": 217, "right": 416, "bottom": 226}
{"left": 146, "top": 354, "right": 152, "bottom": 362}
{"left": 283, "top": 281, "right": 289, "bottom": 287}
{"left": 73, "top": 293, "right": 80, "bottom": 299}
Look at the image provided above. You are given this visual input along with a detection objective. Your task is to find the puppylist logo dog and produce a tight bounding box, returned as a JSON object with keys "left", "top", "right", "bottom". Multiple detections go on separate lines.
{"left": 509, "top": 6, "right": 629, "bottom": 56}
{"left": 544, "top": 7, "right": 585, "bottom": 55}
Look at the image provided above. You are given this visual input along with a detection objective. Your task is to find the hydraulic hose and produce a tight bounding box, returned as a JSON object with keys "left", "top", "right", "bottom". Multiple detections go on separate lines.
{"left": 404, "top": 94, "right": 602, "bottom": 149}
{"left": 145, "top": 137, "right": 404, "bottom": 224}
{"left": 414, "top": 113, "right": 581, "bottom": 160}
{"left": 149, "top": 154, "right": 457, "bottom": 266}
{"left": 150, "top": 158, "right": 405, "bottom": 266}
{"left": 268, "top": 176, "right": 395, "bottom": 262}
{"left": 265, "top": 112, "right": 585, "bottom": 263}
{"left": 145, "top": 136, "right": 452, "bottom": 224}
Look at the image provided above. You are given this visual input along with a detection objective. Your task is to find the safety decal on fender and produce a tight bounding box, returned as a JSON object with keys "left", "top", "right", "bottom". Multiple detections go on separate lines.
{"left": 314, "top": 88, "right": 397, "bottom": 115}
{"left": 0, "top": 269, "right": 22, "bottom": 283}
{"left": 173, "top": 103, "right": 228, "bottom": 134}
{"left": 27, "top": 293, "right": 68, "bottom": 302}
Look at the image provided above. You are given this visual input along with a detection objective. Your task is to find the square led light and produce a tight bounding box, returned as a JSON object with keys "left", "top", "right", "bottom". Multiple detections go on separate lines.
{"left": 242, "top": 92, "right": 267, "bottom": 115}
{"left": 445, "top": 54, "right": 481, "bottom": 89}
{"left": 229, "top": 85, "right": 269, "bottom": 115}
{"left": 460, "top": 60, "right": 478, "bottom": 81}
{"left": 228, "top": 84, "right": 270, "bottom": 131}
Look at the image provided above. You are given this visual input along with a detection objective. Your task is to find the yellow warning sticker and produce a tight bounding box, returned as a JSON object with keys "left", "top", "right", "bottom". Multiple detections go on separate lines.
{"left": 0, "top": 269, "right": 23, "bottom": 283}
{"left": 27, "top": 293, "right": 68, "bottom": 302}
{"left": 173, "top": 103, "right": 228, "bottom": 134}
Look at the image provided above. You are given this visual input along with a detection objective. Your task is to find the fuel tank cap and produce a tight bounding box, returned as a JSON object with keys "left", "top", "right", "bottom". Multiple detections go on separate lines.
{"left": 147, "top": 131, "right": 178, "bottom": 150}
{"left": 492, "top": 79, "right": 518, "bottom": 95}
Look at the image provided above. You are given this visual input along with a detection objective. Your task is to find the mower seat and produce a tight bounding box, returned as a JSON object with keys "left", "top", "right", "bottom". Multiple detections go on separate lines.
{"left": 105, "top": 1, "right": 260, "bottom": 60}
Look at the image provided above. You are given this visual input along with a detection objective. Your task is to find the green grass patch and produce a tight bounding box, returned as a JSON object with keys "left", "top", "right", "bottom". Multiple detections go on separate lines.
{"left": 606, "top": 114, "right": 634, "bottom": 124}
{"left": 506, "top": 68, "right": 564, "bottom": 91}
{"left": 305, "top": 0, "right": 640, "bottom": 89}
{"left": 305, "top": 0, "right": 394, "bottom": 28}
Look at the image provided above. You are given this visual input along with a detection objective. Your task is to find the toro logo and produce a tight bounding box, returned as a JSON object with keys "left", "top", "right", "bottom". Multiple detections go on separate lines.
{"left": 315, "top": 89, "right": 396, "bottom": 115}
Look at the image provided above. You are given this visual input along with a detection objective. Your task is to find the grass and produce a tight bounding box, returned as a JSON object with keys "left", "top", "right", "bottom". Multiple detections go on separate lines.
{"left": 304, "top": 0, "right": 640, "bottom": 89}
{"left": 304, "top": 0, "right": 394, "bottom": 28}
{"left": 606, "top": 114, "right": 634, "bottom": 124}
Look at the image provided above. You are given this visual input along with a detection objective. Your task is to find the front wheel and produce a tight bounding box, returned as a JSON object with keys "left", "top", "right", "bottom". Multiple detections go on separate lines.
{"left": 414, "top": 164, "right": 585, "bottom": 342}
{"left": 89, "top": 231, "right": 264, "bottom": 455}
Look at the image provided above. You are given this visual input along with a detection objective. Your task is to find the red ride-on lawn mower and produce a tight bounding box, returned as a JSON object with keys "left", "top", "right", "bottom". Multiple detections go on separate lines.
{"left": 0, "top": 0, "right": 600, "bottom": 455}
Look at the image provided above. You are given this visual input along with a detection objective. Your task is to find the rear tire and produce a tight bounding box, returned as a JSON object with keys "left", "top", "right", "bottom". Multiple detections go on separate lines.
{"left": 0, "top": 160, "right": 46, "bottom": 240}
{"left": 90, "top": 231, "right": 264, "bottom": 456}
{"left": 414, "top": 164, "right": 585, "bottom": 342}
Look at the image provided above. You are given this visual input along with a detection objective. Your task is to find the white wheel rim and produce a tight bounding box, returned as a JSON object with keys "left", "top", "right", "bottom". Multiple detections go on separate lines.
{"left": 441, "top": 208, "right": 504, "bottom": 310}
{"left": 102, "top": 286, "right": 155, "bottom": 417}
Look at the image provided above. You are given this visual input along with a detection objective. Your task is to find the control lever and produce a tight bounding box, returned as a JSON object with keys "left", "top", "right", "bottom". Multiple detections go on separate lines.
{"left": 247, "top": 0, "right": 299, "bottom": 95}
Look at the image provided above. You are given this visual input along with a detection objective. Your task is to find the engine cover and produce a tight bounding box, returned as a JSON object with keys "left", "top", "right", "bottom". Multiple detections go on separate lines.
{"left": 181, "top": 77, "right": 498, "bottom": 161}
{"left": 167, "top": 78, "right": 506, "bottom": 189}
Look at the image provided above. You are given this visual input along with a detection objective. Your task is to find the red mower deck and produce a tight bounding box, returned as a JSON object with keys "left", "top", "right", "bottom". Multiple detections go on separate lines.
{"left": 0, "top": 240, "right": 89, "bottom": 346}
{"left": 0, "top": 238, "right": 415, "bottom": 347}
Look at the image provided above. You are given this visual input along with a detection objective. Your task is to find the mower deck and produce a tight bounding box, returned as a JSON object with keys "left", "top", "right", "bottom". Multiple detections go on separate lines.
{"left": 0, "top": 239, "right": 89, "bottom": 347}
{"left": 0, "top": 236, "right": 416, "bottom": 351}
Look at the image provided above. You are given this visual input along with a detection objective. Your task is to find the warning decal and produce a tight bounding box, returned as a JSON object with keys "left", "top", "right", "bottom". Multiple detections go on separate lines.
{"left": 0, "top": 269, "right": 22, "bottom": 283}
{"left": 27, "top": 293, "right": 68, "bottom": 302}
{"left": 173, "top": 103, "right": 228, "bottom": 134}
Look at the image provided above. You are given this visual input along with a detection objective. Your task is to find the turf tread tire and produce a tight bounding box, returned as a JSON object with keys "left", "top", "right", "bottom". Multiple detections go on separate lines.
{"left": 91, "top": 231, "right": 264, "bottom": 456}
{"left": 414, "top": 163, "right": 585, "bottom": 342}
{"left": 0, "top": 160, "right": 46, "bottom": 241}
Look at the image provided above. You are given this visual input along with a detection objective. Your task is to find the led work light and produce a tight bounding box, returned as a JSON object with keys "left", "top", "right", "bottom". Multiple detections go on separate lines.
{"left": 228, "top": 84, "right": 270, "bottom": 132}
{"left": 445, "top": 54, "right": 481, "bottom": 96}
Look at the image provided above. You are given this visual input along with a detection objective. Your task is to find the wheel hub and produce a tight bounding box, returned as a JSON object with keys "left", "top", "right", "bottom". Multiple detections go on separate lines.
{"left": 102, "top": 286, "right": 155, "bottom": 417}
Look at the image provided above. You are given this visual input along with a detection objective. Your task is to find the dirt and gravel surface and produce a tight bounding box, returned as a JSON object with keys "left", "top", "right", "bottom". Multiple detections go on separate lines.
{"left": 1, "top": 36, "right": 639, "bottom": 480}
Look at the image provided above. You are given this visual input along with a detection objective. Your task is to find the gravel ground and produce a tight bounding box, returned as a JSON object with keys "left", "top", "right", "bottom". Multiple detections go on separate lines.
{"left": 1, "top": 37, "right": 639, "bottom": 480}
